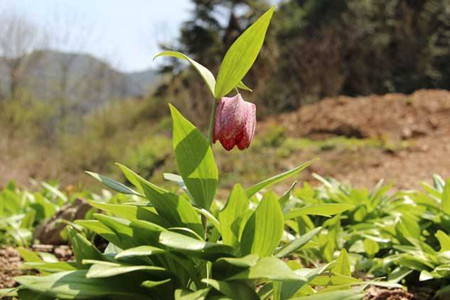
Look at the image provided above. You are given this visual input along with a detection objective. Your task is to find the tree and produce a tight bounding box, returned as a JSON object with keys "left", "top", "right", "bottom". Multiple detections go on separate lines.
{"left": 0, "top": 11, "right": 47, "bottom": 100}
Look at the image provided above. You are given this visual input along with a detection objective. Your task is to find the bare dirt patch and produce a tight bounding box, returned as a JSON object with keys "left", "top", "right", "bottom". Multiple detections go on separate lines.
{"left": 264, "top": 89, "right": 450, "bottom": 188}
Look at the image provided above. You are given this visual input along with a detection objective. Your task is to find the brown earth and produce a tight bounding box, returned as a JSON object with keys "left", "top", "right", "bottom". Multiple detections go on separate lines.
{"left": 0, "top": 245, "right": 74, "bottom": 290}
{"left": 264, "top": 89, "right": 450, "bottom": 188}
{"left": 0, "top": 247, "right": 22, "bottom": 289}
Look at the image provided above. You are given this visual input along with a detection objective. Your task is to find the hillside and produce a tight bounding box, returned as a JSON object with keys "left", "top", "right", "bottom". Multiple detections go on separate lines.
{"left": 263, "top": 89, "right": 450, "bottom": 188}
{"left": 0, "top": 50, "right": 159, "bottom": 111}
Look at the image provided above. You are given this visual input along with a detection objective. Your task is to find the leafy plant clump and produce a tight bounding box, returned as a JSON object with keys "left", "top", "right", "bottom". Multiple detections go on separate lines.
{"left": 1, "top": 6, "right": 409, "bottom": 300}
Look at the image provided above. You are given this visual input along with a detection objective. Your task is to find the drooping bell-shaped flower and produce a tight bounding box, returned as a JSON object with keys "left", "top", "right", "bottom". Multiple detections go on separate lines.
{"left": 213, "top": 94, "right": 256, "bottom": 151}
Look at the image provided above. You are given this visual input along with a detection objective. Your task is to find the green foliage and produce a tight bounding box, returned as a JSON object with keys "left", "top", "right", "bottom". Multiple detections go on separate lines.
{"left": 0, "top": 182, "right": 62, "bottom": 246}
{"left": 12, "top": 103, "right": 364, "bottom": 299}
{"left": 214, "top": 6, "right": 275, "bottom": 98}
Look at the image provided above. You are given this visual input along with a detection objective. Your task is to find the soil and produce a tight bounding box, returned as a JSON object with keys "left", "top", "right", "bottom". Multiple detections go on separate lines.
{"left": 0, "top": 245, "right": 74, "bottom": 289}
{"left": 0, "top": 247, "right": 22, "bottom": 289}
{"left": 265, "top": 89, "right": 450, "bottom": 188}
{"left": 364, "top": 286, "right": 413, "bottom": 300}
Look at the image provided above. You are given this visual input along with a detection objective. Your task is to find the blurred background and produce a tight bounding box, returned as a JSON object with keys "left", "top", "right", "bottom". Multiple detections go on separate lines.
{"left": 0, "top": 0, "right": 449, "bottom": 191}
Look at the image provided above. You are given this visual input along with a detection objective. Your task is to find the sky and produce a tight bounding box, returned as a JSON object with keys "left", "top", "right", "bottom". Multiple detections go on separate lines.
{"left": 0, "top": 0, "right": 193, "bottom": 72}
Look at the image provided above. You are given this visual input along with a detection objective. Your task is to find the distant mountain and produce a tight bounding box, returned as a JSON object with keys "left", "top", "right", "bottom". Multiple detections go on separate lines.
{"left": 0, "top": 50, "right": 160, "bottom": 112}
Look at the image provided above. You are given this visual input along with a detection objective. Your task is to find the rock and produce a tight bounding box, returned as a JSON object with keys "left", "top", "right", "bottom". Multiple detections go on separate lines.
{"left": 33, "top": 198, "right": 92, "bottom": 245}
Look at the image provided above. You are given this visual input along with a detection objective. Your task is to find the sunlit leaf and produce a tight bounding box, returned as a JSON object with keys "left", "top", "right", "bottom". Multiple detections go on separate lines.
{"left": 154, "top": 51, "right": 216, "bottom": 95}
{"left": 246, "top": 160, "right": 315, "bottom": 198}
{"left": 170, "top": 104, "right": 218, "bottom": 210}
{"left": 284, "top": 204, "right": 354, "bottom": 220}
{"left": 215, "top": 6, "right": 275, "bottom": 97}
{"left": 240, "top": 192, "right": 284, "bottom": 257}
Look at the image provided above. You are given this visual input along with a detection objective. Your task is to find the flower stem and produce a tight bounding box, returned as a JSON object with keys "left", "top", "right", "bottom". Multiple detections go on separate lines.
{"left": 207, "top": 99, "right": 218, "bottom": 145}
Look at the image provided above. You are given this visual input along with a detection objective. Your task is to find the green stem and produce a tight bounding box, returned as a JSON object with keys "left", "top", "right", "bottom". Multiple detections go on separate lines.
{"left": 207, "top": 99, "right": 218, "bottom": 145}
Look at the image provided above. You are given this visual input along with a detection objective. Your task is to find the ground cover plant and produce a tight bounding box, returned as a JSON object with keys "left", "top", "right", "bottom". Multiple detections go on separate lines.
{"left": 0, "top": 5, "right": 449, "bottom": 300}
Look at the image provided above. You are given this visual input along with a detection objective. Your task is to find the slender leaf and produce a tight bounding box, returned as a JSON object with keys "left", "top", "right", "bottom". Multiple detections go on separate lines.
{"left": 116, "top": 164, "right": 204, "bottom": 236}
{"left": 442, "top": 180, "right": 450, "bottom": 214}
{"left": 86, "top": 171, "right": 142, "bottom": 196}
{"left": 215, "top": 6, "right": 275, "bottom": 97}
{"left": 246, "top": 160, "right": 315, "bottom": 198}
{"left": 159, "top": 231, "right": 234, "bottom": 260}
{"left": 115, "top": 245, "right": 167, "bottom": 259}
{"left": 275, "top": 227, "right": 322, "bottom": 258}
{"left": 203, "top": 279, "right": 259, "bottom": 300}
{"left": 227, "top": 257, "right": 306, "bottom": 281}
{"left": 284, "top": 204, "right": 354, "bottom": 220}
{"left": 16, "top": 270, "right": 148, "bottom": 299}
{"left": 68, "top": 227, "right": 104, "bottom": 267}
{"left": 86, "top": 262, "right": 168, "bottom": 279}
{"left": 154, "top": 51, "right": 216, "bottom": 95}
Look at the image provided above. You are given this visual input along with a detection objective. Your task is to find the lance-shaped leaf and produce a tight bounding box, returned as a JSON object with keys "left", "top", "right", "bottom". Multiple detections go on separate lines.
{"left": 170, "top": 104, "right": 218, "bottom": 210}
{"left": 154, "top": 51, "right": 216, "bottom": 96}
{"left": 240, "top": 192, "right": 284, "bottom": 257}
{"left": 86, "top": 171, "right": 142, "bottom": 196}
{"left": 16, "top": 270, "right": 149, "bottom": 299}
{"left": 284, "top": 204, "right": 354, "bottom": 220}
{"left": 332, "top": 249, "right": 351, "bottom": 277}
{"left": 116, "top": 164, "right": 204, "bottom": 236}
{"left": 226, "top": 257, "right": 306, "bottom": 282}
{"left": 275, "top": 227, "right": 322, "bottom": 258}
{"left": 246, "top": 159, "right": 315, "bottom": 198}
{"left": 219, "top": 184, "right": 250, "bottom": 247}
{"left": 215, "top": 6, "right": 275, "bottom": 98}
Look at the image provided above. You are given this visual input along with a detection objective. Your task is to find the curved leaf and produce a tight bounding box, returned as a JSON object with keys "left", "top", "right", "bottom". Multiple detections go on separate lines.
{"left": 154, "top": 51, "right": 216, "bottom": 96}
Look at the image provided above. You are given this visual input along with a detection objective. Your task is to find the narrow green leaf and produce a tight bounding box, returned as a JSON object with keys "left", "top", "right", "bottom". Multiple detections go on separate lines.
{"left": 141, "top": 279, "right": 172, "bottom": 289}
{"left": 75, "top": 220, "right": 122, "bottom": 247}
{"left": 86, "top": 171, "right": 142, "bottom": 196}
{"left": 175, "top": 288, "right": 210, "bottom": 300}
{"left": 115, "top": 245, "right": 167, "bottom": 259}
{"left": 215, "top": 254, "right": 259, "bottom": 268}
{"left": 219, "top": 184, "right": 250, "bottom": 247}
{"left": 0, "top": 288, "right": 18, "bottom": 298}
{"left": 203, "top": 279, "right": 259, "bottom": 300}
{"left": 116, "top": 164, "right": 204, "bottom": 236}
{"left": 215, "top": 6, "right": 275, "bottom": 97}
{"left": 86, "top": 262, "right": 168, "bottom": 279}
{"left": 159, "top": 231, "right": 234, "bottom": 260}
{"left": 284, "top": 204, "right": 354, "bottom": 220}
{"left": 21, "top": 261, "right": 77, "bottom": 273}
{"left": 194, "top": 207, "right": 221, "bottom": 231}
{"left": 236, "top": 81, "right": 252, "bottom": 92}
{"left": 246, "top": 160, "right": 315, "bottom": 198}
{"left": 68, "top": 227, "right": 104, "bottom": 267}
{"left": 89, "top": 201, "right": 168, "bottom": 227}
{"left": 442, "top": 180, "right": 450, "bottom": 214}
{"left": 279, "top": 181, "right": 297, "bottom": 209}
{"left": 154, "top": 51, "right": 216, "bottom": 95}
{"left": 170, "top": 104, "right": 218, "bottom": 210}
{"left": 16, "top": 247, "right": 42, "bottom": 262}
{"left": 332, "top": 249, "right": 351, "bottom": 277}
{"left": 275, "top": 227, "right": 322, "bottom": 258}
{"left": 290, "top": 290, "right": 364, "bottom": 300}
{"left": 227, "top": 257, "right": 305, "bottom": 281}
{"left": 309, "top": 274, "right": 361, "bottom": 286}
{"left": 16, "top": 270, "right": 148, "bottom": 299}
{"left": 240, "top": 192, "right": 284, "bottom": 257}
{"left": 164, "top": 173, "right": 192, "bottom": 197}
